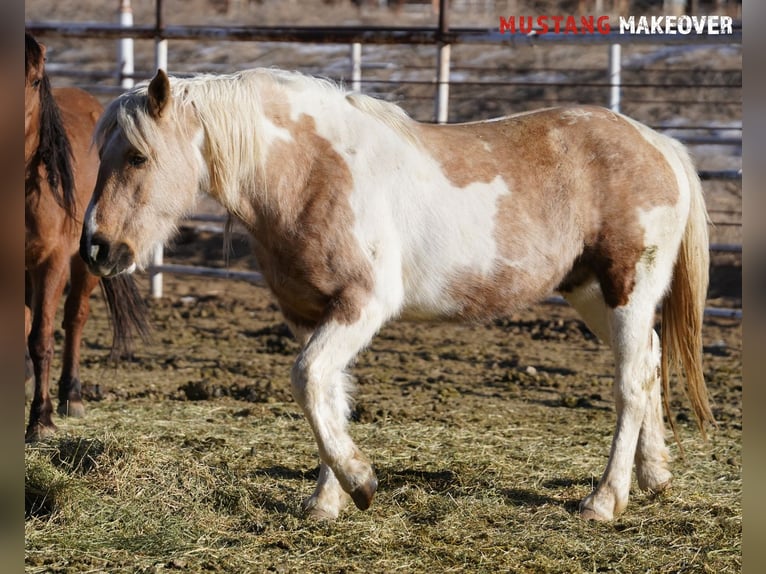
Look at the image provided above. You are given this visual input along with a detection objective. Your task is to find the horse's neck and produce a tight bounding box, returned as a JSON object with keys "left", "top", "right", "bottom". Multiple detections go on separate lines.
{"left": 196, "top": 74, "right": 363, "bottom": 238}
{"left": 209, "top": 81, "right": 343, "bottom": 217}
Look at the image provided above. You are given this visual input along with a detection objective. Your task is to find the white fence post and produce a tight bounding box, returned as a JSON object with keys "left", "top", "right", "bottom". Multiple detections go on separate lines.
{"left": 150, "top": 3, "right": 169, "bottom": 299}
{"left": 435, "top": 43, "right": 451, "bottom": 124}
{"left": 118, "top": 0, "right": 134, "bottom": 89}
{"left": 434, "top": 0, "right": 451, "bottom": 124}
{"left": 351, "top": 42, "right": 362, "bottom": 92}
{"left": 608, "top": 43, "right": 621, "bottom": 113}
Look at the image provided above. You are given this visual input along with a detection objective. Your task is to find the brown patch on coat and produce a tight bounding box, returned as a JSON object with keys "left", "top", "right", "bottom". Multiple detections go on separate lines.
{"left": 416, "top": 106, "right": 682, "bottom": 317}
{"left": 246, "top": 97, "right": 373, "bottom": 329}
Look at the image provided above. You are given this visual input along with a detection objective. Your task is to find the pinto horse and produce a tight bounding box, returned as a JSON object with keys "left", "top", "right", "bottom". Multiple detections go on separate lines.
{"left": 80, "top": 68, "right": 713, "bottom": 521}
{"left": 25, "top": 33, "right": 150, "bottom": 442}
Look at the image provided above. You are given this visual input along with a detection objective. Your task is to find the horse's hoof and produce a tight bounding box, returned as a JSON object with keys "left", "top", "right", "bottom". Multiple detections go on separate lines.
{"left": 639, "top": 476, "right": 673, "bottom": 496}
{"left": 25, "top": 422, "right": 57, "bottom": 443}
{"left": 350, "top": 474, "right": 378, "bottom": 511}
{"left": 579, "top": 505, "right": 612, "bottom": 521}
{"left": 304, "top": 505, "right": 340, "bottom": 521}
{"left": 58, "top": 400, "right": 86, "bottom": 418}
{"left": 579, "top": 494, "right": 620, "bottom": 521}
{"left": 301, "top": 495, "right": 342, "bottom": 521}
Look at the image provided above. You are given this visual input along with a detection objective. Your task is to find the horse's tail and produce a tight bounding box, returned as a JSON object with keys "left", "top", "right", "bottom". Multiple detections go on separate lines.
{"left": 660, "top": 143, "right": 714, "bottom": 444}
{"left": 99, "top": 274, "right": 152, "bottom": 359}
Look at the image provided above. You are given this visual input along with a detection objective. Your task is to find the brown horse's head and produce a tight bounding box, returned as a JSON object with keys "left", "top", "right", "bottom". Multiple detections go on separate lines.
{"left": 80, "top": 69, "right": 205, "bottom": 277}
{"left": 24, "top": 33, "right": 46, "bottom": 149}
{"left": 25, "top": 32, "right": 79, "bottom": 216}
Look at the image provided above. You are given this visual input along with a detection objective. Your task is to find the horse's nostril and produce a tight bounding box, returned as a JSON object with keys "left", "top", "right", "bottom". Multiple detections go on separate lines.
{"left": 89, "top": 234, "right": 111, "bottom": 265}
{"left": 80, "top": 232, "right": 115, "bottom": 273}
{"left": 80, "top": 233, "right": 136, "bottom": 276}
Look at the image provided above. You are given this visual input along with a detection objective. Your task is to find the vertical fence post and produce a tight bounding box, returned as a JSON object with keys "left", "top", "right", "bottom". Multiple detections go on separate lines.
{"left": 150, "top": 0, "right": 168, "bottom": 299}
{"left": 118, "top": 0, "right": 134, "bottom": 89}
{"left": 155, "top": 0, "right": 168, "bottom": 74}
{"left": 608, "top": 43, "right": 621, "bottom": 113}
{"left": 351, "top": 42, "right": 362, "bottom": 92}
{"left": 434, "top": 0, "right": 451, "bottom": 124}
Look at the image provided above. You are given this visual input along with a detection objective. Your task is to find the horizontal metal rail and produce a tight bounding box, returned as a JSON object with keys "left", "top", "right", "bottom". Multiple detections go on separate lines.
{"left": 148, "top": 263, "right": 264, "bottom": 283}
{"left": 699, "top": 169, "right": 742, "bottom": 180}
{"left": 147, "top": 265, "right": 741, "bottom": 320}
{"left": 542, "top": 295, "right": 742, "bottom": 320}
{"left": 25, "top": 22, "right": 742, "bottom": 47}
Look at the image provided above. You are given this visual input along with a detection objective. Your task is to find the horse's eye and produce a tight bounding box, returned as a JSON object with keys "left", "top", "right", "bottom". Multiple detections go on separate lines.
{"left": 128, "top": 153, "right": 147, "bottom": 167}
{"left": 31, "top": 79, "right": 41, "bottom": 89}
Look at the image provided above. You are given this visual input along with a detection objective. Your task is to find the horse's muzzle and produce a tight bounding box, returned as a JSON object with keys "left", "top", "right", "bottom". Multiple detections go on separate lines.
{"left": 79, "top": 231, "right": 136, "bottom": 277}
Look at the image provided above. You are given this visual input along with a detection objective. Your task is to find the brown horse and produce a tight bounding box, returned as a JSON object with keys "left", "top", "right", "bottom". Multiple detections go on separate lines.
{"left": 25, "top": 32, "right": 150, "bottom": 442}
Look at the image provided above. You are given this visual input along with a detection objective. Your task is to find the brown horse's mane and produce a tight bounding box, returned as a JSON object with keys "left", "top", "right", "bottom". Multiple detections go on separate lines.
{"left": 25, "top": 32, "right": 77, "bottom": 218}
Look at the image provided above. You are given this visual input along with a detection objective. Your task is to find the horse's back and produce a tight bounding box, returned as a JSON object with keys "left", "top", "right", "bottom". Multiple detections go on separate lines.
{"left": 53, "top": 87, "right": 102, "bottom": 208}
{"left": 53, "top": 87, "right": 101, "bottom": 151}
{"left": 397, "top": 106, "right": 691, "bottom": 318}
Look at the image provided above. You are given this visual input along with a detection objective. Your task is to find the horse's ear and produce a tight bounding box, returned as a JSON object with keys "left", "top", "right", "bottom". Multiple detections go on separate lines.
{"left": 147, "top": 69, "right": 171, "bottom": 119}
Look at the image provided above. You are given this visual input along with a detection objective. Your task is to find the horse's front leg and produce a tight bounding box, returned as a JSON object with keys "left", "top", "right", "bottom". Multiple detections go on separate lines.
{"left": 26, "top": 258, "right": 69, "bottom": 441}
{"left": 301, "top": 462, "right": 352, "bottom": 520}
{"left": 25, "top": 273, "right": 34, "bottom": 392}
{"left": 290, "top": 300, "right": 389, "bottom": 518}
{"left": 57, "top": 257, "right": 100, "bottom": 418}
{"left": 282, "top": 322, "right": 352, "bottom": 519}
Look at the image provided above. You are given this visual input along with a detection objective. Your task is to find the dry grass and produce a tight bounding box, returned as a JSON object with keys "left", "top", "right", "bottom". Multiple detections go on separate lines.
{"left": 25, "top": 394, "right": 740, "bottom": 573}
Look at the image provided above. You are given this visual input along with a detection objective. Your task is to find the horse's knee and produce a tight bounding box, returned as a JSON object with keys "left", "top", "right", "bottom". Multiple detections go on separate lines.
{"left": 25, "top": 347, "right": 34, "bottom": 385}
{"left": 28, "top": 331, "right": 53, "bottom": 366}
{"left": 290, "top": 357, "right": 310, "bottom": 408}
{"left": 63, "top": 290, "right": 91, "bottom": 330}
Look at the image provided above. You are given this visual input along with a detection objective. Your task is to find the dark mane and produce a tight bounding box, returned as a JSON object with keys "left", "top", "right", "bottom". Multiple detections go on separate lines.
{"left": 25, "top": 32, "right": 76, "bottom": 218}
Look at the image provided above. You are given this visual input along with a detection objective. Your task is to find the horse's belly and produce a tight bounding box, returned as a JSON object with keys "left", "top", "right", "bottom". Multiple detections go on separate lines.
{"left": 402, "top": 255, "right": 573, "bottom": 322}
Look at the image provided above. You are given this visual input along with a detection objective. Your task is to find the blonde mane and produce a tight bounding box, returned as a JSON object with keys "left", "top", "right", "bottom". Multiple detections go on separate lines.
{"left": 94, "top": 68, "right": 421, "bottom": 210}
{"left": 345, "top": 91, "right": 420, "bottom": 146}
{"left": 254, "top": 67, "right": 420, "bottom": 145}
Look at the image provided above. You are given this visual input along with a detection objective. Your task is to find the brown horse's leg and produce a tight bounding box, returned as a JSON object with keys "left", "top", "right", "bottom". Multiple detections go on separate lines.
{"left": 26, "top": 258, "right": 69, "bottom": 442}
{"left": 57, "top": 256, "right": 100, "bottom": 418}
{"left": 25, "top": 272, "right": 34, "bottom": 394}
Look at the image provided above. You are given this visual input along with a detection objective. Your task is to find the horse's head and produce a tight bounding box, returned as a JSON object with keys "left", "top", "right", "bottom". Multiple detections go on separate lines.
{"left": 80, "top": 69, "right": 205, "bottom": 277}
{"left": 25, "top": 33, "right": 46, "bottom": 158}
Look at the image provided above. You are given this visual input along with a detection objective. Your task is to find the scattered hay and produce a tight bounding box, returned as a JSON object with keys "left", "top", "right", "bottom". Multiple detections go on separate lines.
{"left": 25, "top": 399, "right": 741, "bottom": 573}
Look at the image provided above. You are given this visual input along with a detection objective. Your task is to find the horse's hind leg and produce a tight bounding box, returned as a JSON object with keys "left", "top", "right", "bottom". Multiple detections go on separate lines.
{"left": 574, "top": 297, "right": 655, "bottom": 520}
{"left": 563, "top": 279, "right": 671, "bottom": 519}
{"left": 57, "top": 256, "right": 100, "bottom": 418}
{"left": 633, "top": 329, "right": 672, "bottom": 494}
{"left": 26, "top": 258, "right": 69, "bottom": 441}
{"left": 290, "top": 299, "right": 390, "bottom": 518}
